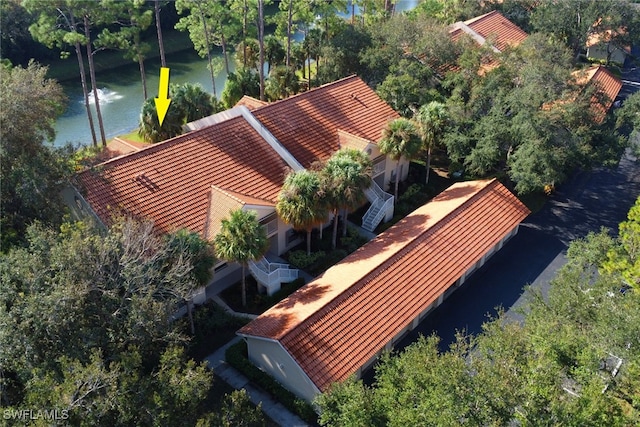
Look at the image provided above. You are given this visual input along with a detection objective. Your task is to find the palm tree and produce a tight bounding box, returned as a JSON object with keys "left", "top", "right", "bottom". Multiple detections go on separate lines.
{"left": 214, "top": 209, "right": 268, "bottom": 308}
{"left": 322, "top": 149, "right": 372, "bottom": 248}
{"left": 415, "top": 101, "right": 448, "bottom": 185}
{"left": 276, "top": 170, "right": 328, "bottom": 255}
{"left": 138, "top": 97, "right": 183, "bottom": 143}
{"left": 221, "top": 68, "right": 261, "bottom": 108}
{"left": 265, "top": 66, "right": 300, "bottom": 101}
{"left": 173, "top": 83, "right": 215, "bottom": 123}
{"left": 379, "top": 118, "right": 422, "bottom": 202}
{"left": 166, "top": 229, "right": 216, "bottom": 334}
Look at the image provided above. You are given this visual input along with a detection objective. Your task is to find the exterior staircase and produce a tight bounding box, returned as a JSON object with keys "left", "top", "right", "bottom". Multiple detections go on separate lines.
{"left": 362, "top": 180, "right": 394, "bottom": 232}
{"left": 248, "top": 257, "right": 299, "bottom": 296}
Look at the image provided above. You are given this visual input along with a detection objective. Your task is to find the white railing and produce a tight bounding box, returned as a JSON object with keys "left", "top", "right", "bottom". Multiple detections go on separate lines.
{"left": 249, "top": 257, "right": 299, "bottom": 296}
{"left": 362, "top": 180, "right": 394, "bottom": 232}
{"left": 372, "top": 158, "right": 386, "bottom": 177}
{"left": 261, "top": 217, "right": 278, "bottom": 236}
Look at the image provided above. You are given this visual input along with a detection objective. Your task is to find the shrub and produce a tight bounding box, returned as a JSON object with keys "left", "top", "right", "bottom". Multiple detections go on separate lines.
{"left": 340, "top": 228, "right": 368, "bottom": 253}
{"left": 184, "top": 301, "right": 249, "bottom": 359}
{"left": 226, "top": 341, "right": 317, "bottom": 423}
{"left": 399, "top": 183, "right": 425, "bottom": 203}
{"left": 288, "top": 250, "right": 326, "bottom": 269}
{"left": 272, "top": 277, "right": 306, "bottom": 300}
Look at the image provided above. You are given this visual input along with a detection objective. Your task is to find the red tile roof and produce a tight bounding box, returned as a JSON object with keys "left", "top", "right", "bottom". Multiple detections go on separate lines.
{"left": 238, "top": 179, "right": 530, "bottom": 391}
{"left": 75, "top": 116, "right": 288, "bottom": 236}
{"left": 450, "top": 10, "right": 528, "bottom": 52}
{"left": 203, "top": 185, "right": 274, "bottom": 240}
{"left": 572, "top": 65, "right": 623, "bottom": 123}
{"left": 235, "top": 95, "right": 269, "bottom": 110}
{"left": 252, "top": 75, "right": 399, "bottom": 167}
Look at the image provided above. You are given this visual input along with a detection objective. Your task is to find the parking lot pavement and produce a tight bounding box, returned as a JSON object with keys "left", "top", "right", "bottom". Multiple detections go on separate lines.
{"left": 392, "top": 149, "right": 640, "bottom": 355}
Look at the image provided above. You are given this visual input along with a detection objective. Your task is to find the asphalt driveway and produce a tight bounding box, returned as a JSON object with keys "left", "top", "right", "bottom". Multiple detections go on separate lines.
{"left": 393, "top": 149, "right": 640, "bottom": 354}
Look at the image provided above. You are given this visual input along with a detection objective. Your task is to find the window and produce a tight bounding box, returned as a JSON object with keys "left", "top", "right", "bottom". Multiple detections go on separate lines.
{"left": 286, "top": 228, "right": 300, "bottom": 246}
{"left": 373, "top": 156, "right": 386, "bottom": 177}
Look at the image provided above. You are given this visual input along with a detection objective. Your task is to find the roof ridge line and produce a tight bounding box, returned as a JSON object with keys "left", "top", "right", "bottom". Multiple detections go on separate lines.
{"left": 252, "top": 75, "right": 360, "bottom": 112}
{"left": 279, "top": 179, "right": 499, "bottom": 341}
{"left": 210, "top": 184, "right": 247, "bottom": 206}
{"left": 212, "top": 184, "right": 276, "bottom": 205}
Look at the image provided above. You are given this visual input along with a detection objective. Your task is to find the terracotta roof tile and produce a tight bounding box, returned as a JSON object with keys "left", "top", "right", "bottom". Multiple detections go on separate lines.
{"left": 238, "top": 179, "right": 530, "bottom": 391}
{"left": 337, "top": 129, "right": 372, "bottom": 151}
{"left": 75, "top": 116, "right": 289, "bottom": 236}
{"left": 451, "top": 10, "right": 528, "bottom": 52}
{"left": 252, "top": 76, "right": 399, "bottom": 167}
{"left": 204, "top": 186, "right": 245, "bottom": 240}
{"left": 572, "top": 65, "right": 623, "bottom": 123}
{"left": 235, "top": 95, "right": 269, "bottom": 110}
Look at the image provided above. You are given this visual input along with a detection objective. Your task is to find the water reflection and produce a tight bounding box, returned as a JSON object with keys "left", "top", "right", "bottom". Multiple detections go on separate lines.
{"left": 54, "top": 50, "right": 231, "bottom": 147}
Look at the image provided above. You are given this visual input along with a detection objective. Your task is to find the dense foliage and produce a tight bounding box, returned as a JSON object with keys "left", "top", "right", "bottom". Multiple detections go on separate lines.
{"left": 0, "top": 61, "right": 70, "bottom": 250}
{"left": 138, "top": 82, "right": 221, "bottom": 142}
{"left": 214, "top": 209, "right": 269, "bottom": 307}
{"left": 0, "top": 218, "right": 221, "bottom": 425}
{"left": 316, "top": 197, "right": 640, "bottom": 426}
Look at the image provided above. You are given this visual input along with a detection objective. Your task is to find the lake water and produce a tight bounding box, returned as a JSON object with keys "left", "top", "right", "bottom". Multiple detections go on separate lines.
{"left": 53, "top": 0, "right": 419, "bottom": 147}
{"left": 53, "top": 49, "right": 233, "bottom": 147}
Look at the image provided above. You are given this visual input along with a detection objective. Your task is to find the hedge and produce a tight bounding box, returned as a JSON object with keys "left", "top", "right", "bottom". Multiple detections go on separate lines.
{"left": 225, "top": 340, "right": 318, "bottom": 424}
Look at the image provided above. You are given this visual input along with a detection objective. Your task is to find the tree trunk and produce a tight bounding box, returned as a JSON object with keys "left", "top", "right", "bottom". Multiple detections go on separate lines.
{"left": 155, "top": 0, "right": 166, "bottom": 67}
{"left": 74, "top": 42, "right": 98, "bottom": 147}
{"left": 351, "top": 2, "right": 355, "bottom": 25}
{"left": 258, "top": 0, "right": 265, "bottom": 100}
{"left": 242, "top": 0, "right": 248, "bottom": 68}
{"left": 331, "top": 210, "right": 339, "bottom": 249}
{"left": 362, "top": 3, "right": 366, "bottom": 26}
{"left": 286, "top": 0, "right": 293, "bottom": 67}
{"left": 84, "top": 15, "right": 106, "bottom": 148}
{"left": 221, "top": 29, "right": 230, "bottom": 75}
{"left": 306, "top": 229, "right": 311, "bottom": 255}
{"left": 394, "top": 163, "right": 400, "bottom": 202}
{"left": 197, "top": 2, "right": 217, "bottom": 97}
{"left": 342, "top": 208, "right": 349, "bottom": 237}
{"left": 241, "top": 264, "right": 247, "bottom": 307}
{"left": 137, "top": 47, "right": 148, "bottom": 100}
{"left": 425, "top": 146, "right": 432, "bottom": 185}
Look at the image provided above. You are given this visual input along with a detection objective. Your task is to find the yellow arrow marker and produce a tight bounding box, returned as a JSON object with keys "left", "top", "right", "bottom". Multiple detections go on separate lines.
{"left": 154, "top": 67, "right": 171, "bottom": 126}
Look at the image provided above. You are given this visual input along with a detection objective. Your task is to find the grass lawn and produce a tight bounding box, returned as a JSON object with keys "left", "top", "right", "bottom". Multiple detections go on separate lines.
{"left": 117, "top": 128, "right": 146, "bottom": 144}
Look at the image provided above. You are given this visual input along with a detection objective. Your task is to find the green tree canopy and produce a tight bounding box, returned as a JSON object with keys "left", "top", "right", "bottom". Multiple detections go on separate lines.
{"left": 321, "top": 149, "right": 372, "bottom": 248}
{"left": 139, "top": 82, "right": 218, "bottom": 143}
{"left": 442, "top": 33, "right": 627, "bottom": 193}
{"left": 0, "top": 61, "right": 70, "bottom": 249}
{"left": 214, "top": 209, "right": 269, "bottom": 307}
{"left": 221, "top": 67, "right": 261, "bottom": 109}
{"left": 415, "top": 101, "right": 449, "bottom": 184}
{"left": 276, "top": 169, "right": 329, "bottom": 255}
{"left": 316, "top": 202, "right": 640, "bottom": 425}
{"left": 379, "top": 117, "right": 422, "bottom": 201}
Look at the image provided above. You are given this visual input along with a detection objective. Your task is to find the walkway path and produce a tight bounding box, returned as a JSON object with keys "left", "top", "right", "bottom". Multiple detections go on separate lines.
{"left": 201, "top": 219, "right": 379, "bottom": 425}
{"left": 204, "top": 338, "right": 310, "bottom": 427}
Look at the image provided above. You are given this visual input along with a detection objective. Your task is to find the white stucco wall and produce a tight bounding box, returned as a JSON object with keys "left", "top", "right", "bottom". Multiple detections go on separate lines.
{"left": 243, "top": 223, "right": 525, "bottom": 403}
{"left": 243, "top": 336, "right": 321, "bottom": 403}
{"left": 587, "top": 43, "right": 627, "bottom": 65}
